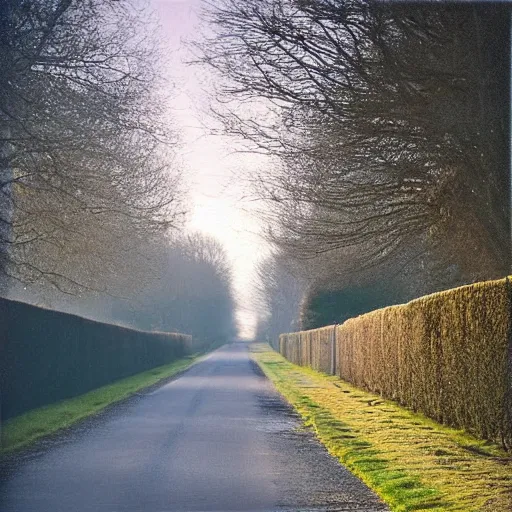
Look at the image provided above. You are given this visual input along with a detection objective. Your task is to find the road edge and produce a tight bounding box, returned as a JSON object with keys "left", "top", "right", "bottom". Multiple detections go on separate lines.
{"left": 1, "top": 353, "right": 205, "bottom": 457}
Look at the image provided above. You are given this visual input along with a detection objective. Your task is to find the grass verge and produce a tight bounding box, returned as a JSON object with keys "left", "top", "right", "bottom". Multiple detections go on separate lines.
{"left": 251, "top": 343, "right": 512, "bottom": 512}
{"left": 1, "top": 354, "right": 200, "bottom": 454}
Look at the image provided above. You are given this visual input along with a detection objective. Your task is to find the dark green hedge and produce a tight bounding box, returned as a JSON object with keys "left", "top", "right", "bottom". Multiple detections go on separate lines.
{"left": 279, "top": 277, "right": 512, "bottom": 449}
{"left": 301, "top": 285, "right": 397, "bottom": 330}
{"left": 0, "top": 297, "right": 191, "bottom": 420}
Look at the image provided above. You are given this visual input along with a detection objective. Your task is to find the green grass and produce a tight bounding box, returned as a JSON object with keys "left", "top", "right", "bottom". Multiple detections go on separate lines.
{"left": 1, "top": 355, "right": 200, "bottom": 454}
{"left": 251, "top": 343, "right": 512, "bottom": 512}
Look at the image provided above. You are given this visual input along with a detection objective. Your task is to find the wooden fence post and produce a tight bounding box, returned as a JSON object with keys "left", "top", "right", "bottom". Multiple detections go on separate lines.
{"left": 331, "top": 325, "right": 337, "bottom": 375}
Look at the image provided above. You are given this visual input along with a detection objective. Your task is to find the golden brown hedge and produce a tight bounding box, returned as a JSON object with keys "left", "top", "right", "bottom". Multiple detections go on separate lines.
{"left": 279, "top": 277, "right": 512, "bottom": 449}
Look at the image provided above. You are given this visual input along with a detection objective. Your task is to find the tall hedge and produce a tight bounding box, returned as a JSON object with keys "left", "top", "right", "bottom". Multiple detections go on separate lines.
{"left": 279, "top": 277, "right": 512, "bottom": 449}
{"left": 0, "top": 297, "right": 191, "bottom": 420}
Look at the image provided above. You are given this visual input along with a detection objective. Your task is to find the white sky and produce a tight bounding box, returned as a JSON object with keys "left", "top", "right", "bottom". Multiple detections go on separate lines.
{"left": 151, "top": 0, "right": 270, "bottom": 339}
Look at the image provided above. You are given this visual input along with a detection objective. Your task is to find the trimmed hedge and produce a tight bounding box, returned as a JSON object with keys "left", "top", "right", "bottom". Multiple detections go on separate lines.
{"left": 279, "top": 277, "right": 512, "bottom": 449}
{"left": 280, "top": 326, "right": 336, "bottom": 375}
{"left": 0, "top": 297, "right": 191, "bottom": 420}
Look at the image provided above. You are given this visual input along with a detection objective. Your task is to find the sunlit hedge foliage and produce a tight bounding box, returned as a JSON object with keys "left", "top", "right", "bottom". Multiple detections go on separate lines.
{"left": 0, "top": 297, "right": 192, "bottom": 420}
{"left": 279, "top": 277, "right": 512, "bottom": 449}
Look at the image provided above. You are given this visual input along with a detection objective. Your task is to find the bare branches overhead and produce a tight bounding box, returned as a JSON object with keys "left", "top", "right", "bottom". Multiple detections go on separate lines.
{"left": 198, "top": 1, "right": 510, "bottom": 284}
{"left": 0, "top": 0, "right": 184, "bottom": 292}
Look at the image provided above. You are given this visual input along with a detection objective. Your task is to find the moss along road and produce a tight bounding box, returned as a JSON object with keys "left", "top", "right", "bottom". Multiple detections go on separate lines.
{"left": 0, "top": 343, "right": 388, "bottom": 512}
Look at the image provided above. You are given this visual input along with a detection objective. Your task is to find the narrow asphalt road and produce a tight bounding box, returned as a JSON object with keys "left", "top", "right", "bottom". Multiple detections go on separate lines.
{"left": 0, "top": 343, "right": 388, "bottom": 512}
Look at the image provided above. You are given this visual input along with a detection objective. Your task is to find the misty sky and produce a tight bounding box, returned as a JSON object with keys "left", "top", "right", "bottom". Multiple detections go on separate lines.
{"left": 151, "top": 0, "right": 270, "bottom": 338}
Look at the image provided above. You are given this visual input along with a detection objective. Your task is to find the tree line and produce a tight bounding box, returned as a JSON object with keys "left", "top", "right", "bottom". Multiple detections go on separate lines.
{"left": 1, "top": 0, "right": 237, "bottom": 346}
{"left": 196, "top": 1, "right": 510, "bottom": 341}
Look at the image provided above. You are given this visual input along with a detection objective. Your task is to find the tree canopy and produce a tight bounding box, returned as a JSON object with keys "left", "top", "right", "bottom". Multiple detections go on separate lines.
{"left": 199, "top": 1, "right": 509, "bottom": 285}
{"left": 0, "top": 0, "right": 184, "bottom": 294}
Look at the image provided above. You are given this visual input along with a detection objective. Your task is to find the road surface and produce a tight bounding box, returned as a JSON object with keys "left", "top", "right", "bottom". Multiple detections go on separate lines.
{"left": 0, "top": 343, "right": 388, "bottom": 511}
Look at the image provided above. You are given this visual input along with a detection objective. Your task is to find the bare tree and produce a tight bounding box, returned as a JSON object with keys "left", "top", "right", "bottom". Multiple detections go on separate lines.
{"left": 253, "top": 249, "right": 305, "bottom": 345}
{"left": 110, "top": 232, "right": 238, "bottom": 346}
{"left": 198, "top": 1, "right": 510, "bottom": 285}
{"left": 0, "top": 0, "right": 184, "bottom": 294}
